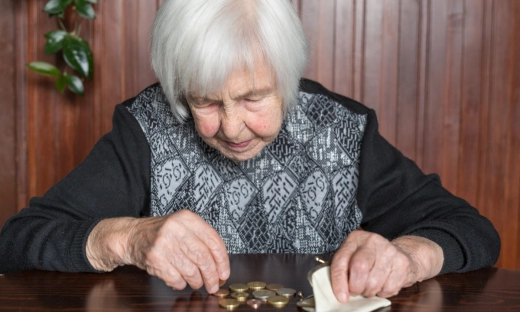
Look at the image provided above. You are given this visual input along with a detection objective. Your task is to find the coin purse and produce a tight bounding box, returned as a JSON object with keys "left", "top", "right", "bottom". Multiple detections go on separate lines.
{"left": 306, "top": 264, "right": 392, "bottom": 312}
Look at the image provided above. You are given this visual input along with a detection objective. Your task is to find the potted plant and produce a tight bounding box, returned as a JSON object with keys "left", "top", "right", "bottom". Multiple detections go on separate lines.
{"left": 27, "top": 0, "right": 97, "bottom": 95}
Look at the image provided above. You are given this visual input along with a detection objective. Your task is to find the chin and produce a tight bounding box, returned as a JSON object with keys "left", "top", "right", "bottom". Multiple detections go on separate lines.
{"left": 212, "top": 140, "right": 265, "bottom": 162}
{"left": 223, "top": 151, "right": 258, "bottom": 162}
{"left": 220, "top": 147, "right": 264, "bottom": 162}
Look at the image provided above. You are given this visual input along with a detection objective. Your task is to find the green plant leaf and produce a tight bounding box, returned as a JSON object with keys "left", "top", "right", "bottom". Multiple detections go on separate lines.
{"left": 74, "top": 0, "right": 95, "bottom": 19}
{"left": 64, "top": 74, "right": 84, "bottom": 95}
{"left": 63, "top": 36, "right": 94, "bottom": 78}
{"left": 86, "top": 0, "right": 97, "bottom": 3}
{"left": 55, "top": 75, "right": 67, "bottom": 93}
{"left": 44, "top": 30, "right": 68, "bottom": 54}
{"left": 27, "top": 62, "right": 61, "bottom": 77}
{"left": 43, "top": 0, "right": 72, "bottom": 16}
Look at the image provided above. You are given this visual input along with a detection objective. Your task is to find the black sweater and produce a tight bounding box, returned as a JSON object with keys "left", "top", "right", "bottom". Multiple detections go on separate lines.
{"left": 0, "top": 79, "right": 500, "bottom": 274}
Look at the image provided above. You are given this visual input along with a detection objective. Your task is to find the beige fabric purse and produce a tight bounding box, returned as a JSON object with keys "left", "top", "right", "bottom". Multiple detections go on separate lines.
{"left": 307, "top": 265, "right": 391, "bottom": 312}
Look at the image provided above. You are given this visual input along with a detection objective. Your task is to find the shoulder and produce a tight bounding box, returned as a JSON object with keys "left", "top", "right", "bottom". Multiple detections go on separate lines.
{"left": 296, "top": 78, "right": 379, "bottom": 138}
{"left": 299, "top": 78, "right": 371, "bottom": 115}
{"left": 123, "top": 83, "right": 183, "bottom": 137}
{"left": 125, "top": 82, "right": 171, "bottom": 117}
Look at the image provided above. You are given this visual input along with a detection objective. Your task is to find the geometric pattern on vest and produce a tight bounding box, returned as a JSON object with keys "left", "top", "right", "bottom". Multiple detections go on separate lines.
{"left": 127, "top": 85, "right": 367, "bottom": 254}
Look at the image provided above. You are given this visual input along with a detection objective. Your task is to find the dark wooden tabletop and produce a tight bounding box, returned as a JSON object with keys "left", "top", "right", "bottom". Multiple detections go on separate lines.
{"left": 1, "top": 254, "right": 519, "bottom": 311}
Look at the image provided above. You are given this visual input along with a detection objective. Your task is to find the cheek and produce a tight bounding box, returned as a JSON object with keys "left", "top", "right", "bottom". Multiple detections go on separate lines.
{"left": 248, "top": 110, "right": 282, "bottom": 137}
{"left": 194, "top": 116, "right": 220, "bottom": 138}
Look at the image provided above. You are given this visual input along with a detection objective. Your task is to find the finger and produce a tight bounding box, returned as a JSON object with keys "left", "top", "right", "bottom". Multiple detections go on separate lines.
{"left": 191, "top": 216, "right": 230, "bottom": 281}
{"left": 146, "top": 223, "right": 205, "bottom": 291}
{"left": 362, "top": 256, "right": 389, "bottom": 297}
{"left": 377, "top": 253, "right": 410, "bottom": 298}
{"left": 377, "top": 267, "right": 403, "bottom": 298}
{"left": 142, "top": 243, "right": 189, "bottom": 290}
{"left": 147, "top": 263, "right": 187, "bottom": 290}
{"left": 178, "top": 235, "right": 220, "bottom": 294}
{"left": 174, "top": 252, "right": 205, "bottom": 291}
{"left": 173, "top": 211, "right": 228, "bottom": 292}
{"left": 348, "top": 247, "right": 377, "bottom": 296}
{"left": 331, "top": 240, "right": 358, "bottom": 303}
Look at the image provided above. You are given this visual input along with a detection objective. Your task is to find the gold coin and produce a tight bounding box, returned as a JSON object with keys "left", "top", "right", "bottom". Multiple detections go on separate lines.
{"left": 265, "top": 283, "right": 284, "bottom": 290}
{"left": 230, "top": 292, "right": 249, "bottom": 302}
{"left": 247, "top": 281, "right": 266, "bottom": 291}
{"left": 229, "top": 283, "right": 249, "bottom": 292}
{"left": 246, "top": 299, "right": 263, "bottom": 309}
{"left": 218, "top": 298, "right": 240, "bottom": 310}
{"left": 267, "top": 295, "right": 289, "bottom": 308}
{"left": 276, "top": 287, "right": 296, "bottom": 298}
{"left": 252, "top": 289, "right": 276, "bottom": 299}
{"left": 219, "top": 279, "right": 227, "bottom": 287}
{"left": 212, "top": 288, "right": 229, "bottom": 298}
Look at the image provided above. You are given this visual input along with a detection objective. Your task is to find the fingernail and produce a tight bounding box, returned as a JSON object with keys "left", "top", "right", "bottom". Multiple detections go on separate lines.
{"left": 210, "top": 285, "right": 219, "bottom": 294}
{"left": 337, "top": 292, "right": 348, "bottom": 303}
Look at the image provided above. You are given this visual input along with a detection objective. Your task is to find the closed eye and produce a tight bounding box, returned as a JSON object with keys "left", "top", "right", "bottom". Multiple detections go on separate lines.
{"left": 194, "top": 100, "right": 220, "bottom": 108}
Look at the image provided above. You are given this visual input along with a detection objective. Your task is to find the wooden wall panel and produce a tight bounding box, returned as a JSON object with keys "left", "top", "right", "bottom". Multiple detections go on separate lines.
{"left": 485, "top": 0, "right": 520, "bottom": 270}
{"left": 396, "top": 0, "right": 421, "bottom": 161}
{"left": 91, "top": 0, "right": 124, "bottom": 141}
{"left": 459, "top": 0, "right": 485, "bottom": 208}
{"left": 1, "top": 0, "right": 519, "bottom": 270}
{"left": 512, "top": 2, "right": 520, "bottom": 270}
{"left": 0, "top": 0, "right": 18, "bottom": 227}
{"left": 301, "top": 0, "right": 336, "bottom": 89}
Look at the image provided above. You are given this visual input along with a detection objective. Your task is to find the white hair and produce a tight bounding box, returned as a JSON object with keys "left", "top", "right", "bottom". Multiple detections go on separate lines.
{"left": 151, "top": 0, "right": 308, "bottom": 121}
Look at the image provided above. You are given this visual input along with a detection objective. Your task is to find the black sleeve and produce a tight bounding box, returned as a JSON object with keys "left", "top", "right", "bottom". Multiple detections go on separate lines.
{"left": 357, "top": 109, "right": 500, "bottom": 274}
{"left": 0, "top": 101, "right": 151, "bottom": 273}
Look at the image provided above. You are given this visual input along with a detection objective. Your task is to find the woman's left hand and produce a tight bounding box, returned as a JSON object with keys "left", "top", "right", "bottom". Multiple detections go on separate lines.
{"left": 330, "top": 230, "right": 444, "bottom": 303}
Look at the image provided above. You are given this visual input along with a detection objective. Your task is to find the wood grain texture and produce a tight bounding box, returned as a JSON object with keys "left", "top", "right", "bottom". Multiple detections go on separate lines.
{"left": 1, "top": 254, "right": 520, "bottom": 311}
{"left": 0, "top": 0, "right": 18, "bottom": 227}
{"left": 396, "top": 0, "right": 420, "bottom": 160}
{"left": 1, "top": 0, "right": 519, "bottom": 269}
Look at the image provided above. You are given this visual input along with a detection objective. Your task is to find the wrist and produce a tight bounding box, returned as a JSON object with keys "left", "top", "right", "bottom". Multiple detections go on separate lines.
{"left": 86, "top": 217, "right": 137, "bottom": 271}
{"left": 391, "top": 235, "right": 444, "bottom": 281}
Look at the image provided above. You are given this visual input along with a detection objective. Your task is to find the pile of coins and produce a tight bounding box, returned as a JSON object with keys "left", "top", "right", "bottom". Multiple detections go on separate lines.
{"left": 213, "top": 280, "right": 298, "bottom": 310}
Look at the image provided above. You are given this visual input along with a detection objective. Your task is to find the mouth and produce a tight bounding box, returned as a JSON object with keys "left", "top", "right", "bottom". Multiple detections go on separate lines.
{"left": 224, "top": 139, "right": 252, "bottom": 150}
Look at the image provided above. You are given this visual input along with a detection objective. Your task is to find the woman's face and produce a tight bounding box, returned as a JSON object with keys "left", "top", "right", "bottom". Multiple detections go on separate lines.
{"left": 187, "top": 61, "right": 283, "bottom": 162}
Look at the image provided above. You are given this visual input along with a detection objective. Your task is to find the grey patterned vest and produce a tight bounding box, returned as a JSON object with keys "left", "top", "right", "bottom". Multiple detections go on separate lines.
{"left": 127, "top": 85, "right": 367, "bottom": 254}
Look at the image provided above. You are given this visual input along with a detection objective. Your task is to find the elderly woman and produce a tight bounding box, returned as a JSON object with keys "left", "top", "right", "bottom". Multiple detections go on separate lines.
{"left": 0, "top": 0, "right": 499, "bottom": 303}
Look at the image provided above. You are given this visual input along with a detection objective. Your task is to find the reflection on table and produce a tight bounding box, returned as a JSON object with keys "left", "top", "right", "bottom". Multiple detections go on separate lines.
{"left": 0, "top": 254, "right": 519, "bottom": 311}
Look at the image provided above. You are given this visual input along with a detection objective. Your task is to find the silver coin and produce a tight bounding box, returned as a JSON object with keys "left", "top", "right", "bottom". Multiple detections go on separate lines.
{"left": 276, "top": 287, "right": 296, "bottom": 297}
{"left": 252, "top": 289, "right": 276, "bottom": 299}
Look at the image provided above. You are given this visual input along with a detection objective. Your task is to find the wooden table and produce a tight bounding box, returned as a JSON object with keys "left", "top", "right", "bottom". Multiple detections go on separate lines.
{"left": 1, "top": 254, "right": 519, "bottom": 311}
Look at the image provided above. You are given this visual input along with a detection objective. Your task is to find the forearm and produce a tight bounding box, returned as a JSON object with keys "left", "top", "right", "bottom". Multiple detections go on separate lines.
{"left": 362, "top": 179, "right": 500, "bottom": 273}
{"left": 391, "top": 235, "right": 444, "bottom": 282}
{"left": 0, "top": 208, "right": 100, "bottom": 273}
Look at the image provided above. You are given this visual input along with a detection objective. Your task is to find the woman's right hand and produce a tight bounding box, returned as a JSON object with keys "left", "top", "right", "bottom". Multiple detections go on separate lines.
{"left": 86, "top": 210, "right": 230, "bottom": 294}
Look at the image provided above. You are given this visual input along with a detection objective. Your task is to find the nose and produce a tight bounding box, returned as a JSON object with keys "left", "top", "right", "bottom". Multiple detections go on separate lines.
{"left": 219, "top": 106, "right": 245, "bottom": 140}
